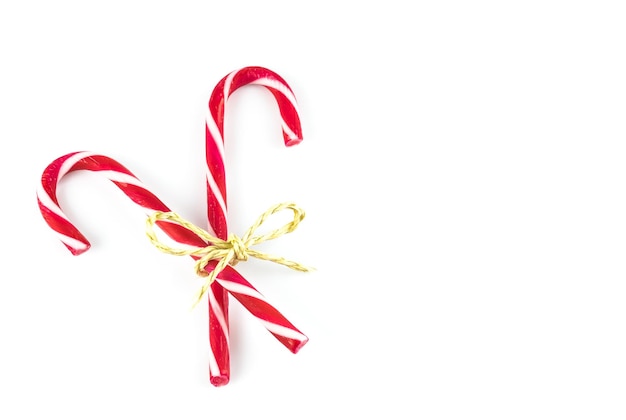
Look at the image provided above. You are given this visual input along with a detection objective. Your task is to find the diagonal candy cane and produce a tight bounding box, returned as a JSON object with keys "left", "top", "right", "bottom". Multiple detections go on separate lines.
{"left": 204, "top": 66, "right": 304, "bottom": 385}
{"left": 36, "top": 67, "right": 308, "bottom": 387}
{"left": 36, "top": 151, "right": 309, "bottom": 385}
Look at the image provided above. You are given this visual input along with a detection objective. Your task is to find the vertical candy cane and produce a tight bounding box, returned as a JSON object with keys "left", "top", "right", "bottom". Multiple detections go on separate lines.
{"left": 204, "top": 66, "right": 305, "bottom": 386}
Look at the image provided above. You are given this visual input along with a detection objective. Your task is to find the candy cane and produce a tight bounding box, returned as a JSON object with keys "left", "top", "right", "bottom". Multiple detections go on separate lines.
{"left": 204, "top": 66, "right": 305, "bottom": 385}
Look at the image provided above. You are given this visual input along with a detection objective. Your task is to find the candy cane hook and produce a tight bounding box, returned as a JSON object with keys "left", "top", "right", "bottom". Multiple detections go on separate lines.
{"left": 36, "top": 152, "right": 206, "bottom": 254}
{"left": 204, "top": 66, "right": 305, "bottom": 386}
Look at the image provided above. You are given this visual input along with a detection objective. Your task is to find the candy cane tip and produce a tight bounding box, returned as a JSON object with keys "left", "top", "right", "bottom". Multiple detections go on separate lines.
{"left": 285, "top": 137, "right": 303, "bottom": 147}
{"left": 210, "top": 375, "right": 230, "bottom": 387}
{"left": 66, "top": 243, "right": 91, "bottom": 256}
{"left": 291, "top": 336, "right": 309, "bottom": 354}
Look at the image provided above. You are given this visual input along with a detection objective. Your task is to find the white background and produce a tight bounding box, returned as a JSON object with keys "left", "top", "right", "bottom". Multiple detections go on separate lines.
{"left": 1, "top": 1, "right": 625, "bottom": 418}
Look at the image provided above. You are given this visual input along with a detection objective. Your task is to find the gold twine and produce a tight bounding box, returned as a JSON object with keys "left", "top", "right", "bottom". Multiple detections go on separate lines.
{"left": 145, "top": 202, "right": 313, "bottom": 308}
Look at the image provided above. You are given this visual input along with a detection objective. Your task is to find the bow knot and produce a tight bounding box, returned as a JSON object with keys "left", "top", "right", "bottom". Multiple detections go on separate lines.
{"left": 145, "top": 202, "right": 313, "bottom": 307}
{"left": 227, "top": 234, "right": 249, "bottom": 264}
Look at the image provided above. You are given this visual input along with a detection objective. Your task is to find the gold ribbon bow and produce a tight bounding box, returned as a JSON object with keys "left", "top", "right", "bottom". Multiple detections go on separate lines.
{"left": 146, "top": 202, "right": 313, "bottom": 307}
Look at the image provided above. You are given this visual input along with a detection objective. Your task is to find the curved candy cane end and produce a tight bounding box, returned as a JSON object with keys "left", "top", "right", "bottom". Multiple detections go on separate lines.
{"left": 55, "top": 228, "right": 91, "bottom": 255}
{"left": 281, "top": 121, "right": 303, "bottom": 147}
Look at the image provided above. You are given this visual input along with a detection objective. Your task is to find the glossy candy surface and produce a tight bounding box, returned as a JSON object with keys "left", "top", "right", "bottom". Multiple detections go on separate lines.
{"left": 204, "top": 66, "right": 304, "bottom": 385}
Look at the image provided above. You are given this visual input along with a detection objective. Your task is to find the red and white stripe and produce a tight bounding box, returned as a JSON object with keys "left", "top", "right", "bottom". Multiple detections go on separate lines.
{"left": 204, "top": 66, "right": 306, "bottom": 385}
